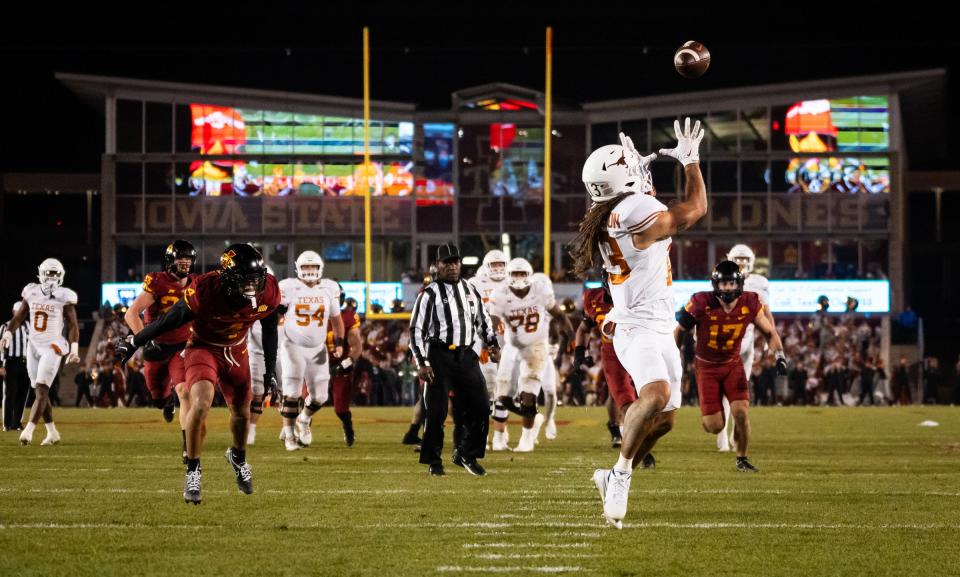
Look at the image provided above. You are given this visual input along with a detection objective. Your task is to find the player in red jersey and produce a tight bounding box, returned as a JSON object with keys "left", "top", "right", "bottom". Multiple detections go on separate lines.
{"left": 118, "top": 244, "right": 281, "bottom": 504}
{"left": 577, "top": 283, "right": 662, "bottom": 468}
{"left": 675, "top": 261, "right": 787, "bottom": 472}
{"left": 124, "top": 241, "right": 198, "bottom": 458}
{"left": 327, "top": 290, "right": 363, "bottom": 446}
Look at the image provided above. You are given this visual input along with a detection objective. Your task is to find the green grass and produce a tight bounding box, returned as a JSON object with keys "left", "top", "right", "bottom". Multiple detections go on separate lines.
{"left": 1, "top": 405, "right": 959, "bottom": 577}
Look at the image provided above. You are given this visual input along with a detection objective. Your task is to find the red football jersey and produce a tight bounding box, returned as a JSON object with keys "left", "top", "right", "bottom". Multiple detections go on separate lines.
{"left": 183, "top": 271, "right": 281, "bottom": 346}
{"left": 582, "top": 287, "right": 614, "bottom": 343}
{"left": 326, "top": 308, "right": 361, "bottom": 357}
{"left": 142, "top": 271, "right": 198, "bottom": 344}
{"left": 685, "top": 291, "right": 763, "bottom": 364}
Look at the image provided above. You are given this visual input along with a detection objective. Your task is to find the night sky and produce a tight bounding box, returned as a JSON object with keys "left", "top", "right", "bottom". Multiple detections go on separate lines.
{"left": 2, "top": 3, "right": 957, "bottom": 174}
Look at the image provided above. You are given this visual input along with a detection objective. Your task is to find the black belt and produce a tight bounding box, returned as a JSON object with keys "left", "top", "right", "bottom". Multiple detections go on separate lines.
{"left": 3, "top": 357, "right": 25, "bottom": 363}
{"left": 429, "top": 340, "right": 475, "bottom": 351}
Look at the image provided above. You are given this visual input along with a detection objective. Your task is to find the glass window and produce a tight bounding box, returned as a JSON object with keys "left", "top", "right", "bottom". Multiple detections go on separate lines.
{"left": 861, "top": 239, "right": 888, "bottom": 279}
{"left": 831, "top": 239, "right": 859, "bottom": 279}
{"left": 740, "top": 194, "right": 767, "bottom": 232}
{"left": 770, "top": 240, "right": 800, "bottom": 279}
{"left": 174, "top": 104, "right": 194, "bottom": 153}
{"left": 678, "top": 239, "right": 708, "bottom": 280}
{"left": 590, "top": 122, "right": 619, "bottom": 150}
{"left": 620, "top": 119, "right": 649, "bottom": 152}
{"left": 741, "top": 161, "right": 768, "bottom": 193}
{"left": 145, "top": 102, "right": 173, "bottom": 153}
{"left": 709, "top": 194, "right": 737, "bottom": 232}
{"left": 651, "top": 160, "right": 677, "bottom": 197}
{"left": 706, "top": 110, "right": 738, "bottom": 153}
{"left": 710, "top": 161, "right": 738, "bottom": 193}
{"left": 262, "top": 110, "right": 293, "bottom": 154}
{"left": 740, "top": 107, "right": 769, "bottom": 152}
{"left": 115, "top": 243, "right": 143, "bottom": 283}
{"left": 799, "top": 239, "right": 829, "bottom": 278}
{"left": 117, "top": 99, "right": 142, "bottom": 153}
{"left": 144, "top": 162, "right": 173, "bottom": 195}
{"left": 116, "top": 163, "right": 142, "bottom": 196}
{"left": 651, "top": 116, "right": 679, "bottom": 154}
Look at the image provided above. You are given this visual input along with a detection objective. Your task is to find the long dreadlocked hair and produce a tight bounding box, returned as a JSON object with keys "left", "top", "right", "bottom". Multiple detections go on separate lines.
{"left": 569, "top": 192, "right": 634, "bottom": 279}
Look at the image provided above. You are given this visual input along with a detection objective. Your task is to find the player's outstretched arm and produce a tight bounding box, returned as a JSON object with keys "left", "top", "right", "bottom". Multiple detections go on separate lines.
{"left": 118, "top": 299, "right": 195, "bottom": 364}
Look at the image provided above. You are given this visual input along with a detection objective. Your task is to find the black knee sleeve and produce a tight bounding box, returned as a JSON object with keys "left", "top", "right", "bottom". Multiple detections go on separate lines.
{"left": 306, "top": 401, "right": 323, "bottom": 413}
{"left": 281, "top": 398, "right": 300, "bottom": 419}
{"left": 519, "top": 403, "right": 538, "bottom": 418}
{"left": 498, "top": 396, "right": 522, "bottom": 416}
{"left": 492, "top": 401, "right": 509, "bottom": 423}
{"left": 249, "top": 399, "right": 263, "bottom": 415}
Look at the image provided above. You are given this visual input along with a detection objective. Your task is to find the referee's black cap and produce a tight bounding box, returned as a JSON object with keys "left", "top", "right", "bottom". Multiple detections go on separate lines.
{"left": 436, "top": 244, "right": 461, "bottom": 263}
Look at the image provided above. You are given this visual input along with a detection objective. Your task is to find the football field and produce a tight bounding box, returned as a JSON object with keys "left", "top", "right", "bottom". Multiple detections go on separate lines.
{"left": 1, "top": 405, "right": 958, "bottom": 577}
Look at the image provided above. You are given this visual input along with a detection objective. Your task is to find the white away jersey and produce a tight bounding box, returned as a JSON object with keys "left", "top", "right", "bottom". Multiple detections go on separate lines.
{"left": 278, "top": 278, "right": 340, "bottom": 348}
{"left": 744, "top": 274, "right": 770, "bottom": 306}
{"left": 21, "top": 283, "right": 77, "bottom": 350}
{"left": 599, "top": 194, "right": 675, "bottom": 332}
{"left": 248, "top": 320, "right": 263, "bottom": 356}
{"left": 489, "top": 281, "right": 555, "bottom": 348}
{"left": 468, "top": 272, "right": 506, "bottom": 314}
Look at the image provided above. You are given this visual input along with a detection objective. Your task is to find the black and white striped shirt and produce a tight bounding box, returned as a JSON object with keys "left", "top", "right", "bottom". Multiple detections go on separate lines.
{"left": 409, "top": 279, "right": 496, "bottom": 368}
{"left": 0, "top": 321, "right": 29, "bottom": 361}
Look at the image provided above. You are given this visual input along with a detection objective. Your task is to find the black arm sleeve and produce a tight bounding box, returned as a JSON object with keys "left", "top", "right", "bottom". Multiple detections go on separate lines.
{"left": 132, "top": 299, "right": 195, "bottom": 348}
{"left": 581, "top": 315, "right": 597, "bottom": 329}
{"left": 260, "top": 308, "right": 280, "bottom": 377}
{"left": 677, "top": 308, "right": 697, "bottom": 331}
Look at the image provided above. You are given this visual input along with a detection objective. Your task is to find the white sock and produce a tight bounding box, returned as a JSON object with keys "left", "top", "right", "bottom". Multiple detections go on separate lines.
{"left": 619, "top": 425, "right": 624, "bottom": 436}
{"left": 283, "top": 425, "right": 295, "bottom": 438}
{"left": 614, "top": 454, "right": 633, "bottom": 473}
{"left": 23, "top": 422, "right": 36, "bottom": 436}
{"left": 45, "top": 422, "right": 58, "bottom": 435}
{"left": 248, "top": 423, "right": 257, "bottom": 434}
{"left": 493, "top": 430, "right": 505, "bottom": 443}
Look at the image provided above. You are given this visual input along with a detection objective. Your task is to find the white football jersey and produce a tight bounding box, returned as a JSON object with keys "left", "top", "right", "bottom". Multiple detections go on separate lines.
{"left": 278, "top": 278, "right": 340, "bottom": 348}
{"left": 744, "top": 273, "right": 770, "bottom": 306}
{"left": 247, "top": 320, "right": 263, "bottom": 356}
{"left": 469, "top": 273, "right": 506, "bottom": 313}
{"left": 740, "top": 273, "right": 771, "bottom": 356}
{"left": 490, "top": 281, "right": 555, "bottom": 348}
{"left": 21, "top": 283, "right": 77, "bottom": 350}
{"left": 600, "top": 194, "right": 675, "bottom": 333}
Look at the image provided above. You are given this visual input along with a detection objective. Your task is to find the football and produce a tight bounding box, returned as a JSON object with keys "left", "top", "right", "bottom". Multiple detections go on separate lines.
{"left": 674, "top": 40, "right": 710, "bottom": 79}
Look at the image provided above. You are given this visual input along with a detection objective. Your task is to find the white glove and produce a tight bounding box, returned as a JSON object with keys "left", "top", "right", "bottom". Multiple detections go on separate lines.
{"left": 618, "top": 132, "right": 657, "bottom": 176}
{"left": 0, "top": 330, "right": 12, "bottom": 350}
{"left": 658, "top": 117, "right": 705, "bottom": 166}
{"left": 66, "top": 342, "right": 81, "bottom": 365}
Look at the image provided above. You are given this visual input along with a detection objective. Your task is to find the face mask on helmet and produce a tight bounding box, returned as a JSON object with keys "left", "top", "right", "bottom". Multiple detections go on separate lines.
{"left": 296, "top": 251, "right": 324, "bottom": 283}
{"left": 509, "top": 272, "right": 531, "bottom": 290}
{"left": 487, "top": 261, "right": 507, "bottom": 281}
{"left": 726, "top": 245, "right": 755, "bottom": 275}
{"left": 711, "top": 261, "right": 744, "bottom": 304}
{"left": 164, "top": 241, "right": 197, "bottom": 279}
{"left": 37, "top": 259, "right": 65, "bottom": 296}
{"left": 220, "top": 244, "right": 266, "bottom": 309}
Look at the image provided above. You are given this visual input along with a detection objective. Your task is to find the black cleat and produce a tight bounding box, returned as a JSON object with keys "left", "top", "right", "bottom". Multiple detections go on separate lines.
{"left": 641, "top": 453, "right": 656, "bottom": 470}
{"left": 453, "top": 450, "right": 486, "bottom": 476}
{"left": 402, "top": 430, "right": 422, "bottom": 446}
{"left": 344, "top": 426, "right": 355, "bottom": 447}
{"left": 224, "top": 449, "right": 254, "bottom": 494}
{"left": 429, "top": 463, "right": 445, "bottom": 476}
{"left": 162, "top": 397, "right": 175, "bottom": 423}
{"left": 736, "top": 456, "right": 759, "bottom": 473}
{"left": 183, "top": 469, "right": 202, "bottom": 505}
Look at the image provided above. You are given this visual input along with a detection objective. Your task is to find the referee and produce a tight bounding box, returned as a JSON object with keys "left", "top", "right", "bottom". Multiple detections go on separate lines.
{"left": 410, "top": 244, "right": 500, "bottom": 476}
{"left": 1, "top": 302, "right": 30, "bottom": 431}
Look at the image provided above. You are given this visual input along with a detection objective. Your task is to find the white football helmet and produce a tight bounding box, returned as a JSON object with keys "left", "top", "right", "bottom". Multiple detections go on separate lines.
{"left": 482, "top": 250, "right": 508, "bottom": 282}
{"left": 582, "top": 144, "right": 653, "bottom": 203}
{"left": 531, "top": 272, "right": 553, "bottom": 291}
{"left": 38, "top": 258, "right": 65, "bottom": 296}
{"left": 727, "top": 244, "right": 756, "bottom": 275}
{"left": 506, "top": 258, "right": 533, "bottom": 290}
{"left": 295, "top": 250, "right": 323, "bottom": 282}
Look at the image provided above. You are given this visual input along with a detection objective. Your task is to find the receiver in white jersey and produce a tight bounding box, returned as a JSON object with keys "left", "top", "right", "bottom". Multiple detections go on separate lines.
{"left": 600, "top": 193, "right": 675, "bottom": 334}
{"left": 598, "top": 193, "right": 681, "bottom": 410}
{"left": 469, "top": 271, "right": 507, "bottom": 395}
{"left": 21, "top": 283, "right": 77, "bottom": 385}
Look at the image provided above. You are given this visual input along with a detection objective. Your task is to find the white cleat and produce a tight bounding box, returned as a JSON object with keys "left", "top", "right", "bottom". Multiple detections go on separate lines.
{"left": 531, "top": 413, "right": 546, "bottom": 445}
{"left": 514, "top": 429, "right": 535, "bottom": 453}
{"left": 600, "top": 469, "right": 631, "bottom": 527}
{"left": 19, "top": 429, "right": 33, "bottom": 445}
{"left": 295, "top": 417, "right": 312, "bottom": 447}
{"left": 491, "top": 437, "right": 511, "bottom": 451}
{"left": 284, "top": 435, "right": 301, "bottom": 452}
{"left": 279, "top": 428, "right": 287, "bottom": 441}
{"left": 41, "top": 430, "right": 60, "bottom": 446}
{"left": 717, "top": 432, "right": 731, "bottom": 452}
{"left": 545, "top": 418, "right": 557, "bottom": 440}
{"left": 593, "top": 469, "right": 623, "bottom": 529}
